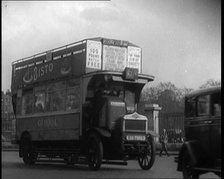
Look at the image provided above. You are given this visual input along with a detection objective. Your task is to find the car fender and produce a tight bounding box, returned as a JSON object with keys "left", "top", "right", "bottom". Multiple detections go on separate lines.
{"left": 177, "top": 140, "right": 199, "bottom": 171}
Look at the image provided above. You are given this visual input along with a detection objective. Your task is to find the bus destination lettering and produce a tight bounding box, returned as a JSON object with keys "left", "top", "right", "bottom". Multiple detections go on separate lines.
{"left": 37, "top": 118, "right": 57, "bottom": 128}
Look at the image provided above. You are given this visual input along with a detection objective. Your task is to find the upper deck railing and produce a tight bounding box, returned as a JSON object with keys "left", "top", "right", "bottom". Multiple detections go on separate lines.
{"left": 12, "top": 39, "right": 87, "bottom": 66}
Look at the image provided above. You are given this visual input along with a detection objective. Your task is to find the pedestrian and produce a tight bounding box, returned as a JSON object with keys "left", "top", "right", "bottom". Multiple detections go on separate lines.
{"left": 159, "top": 129, "right": 169, "bottom": 157}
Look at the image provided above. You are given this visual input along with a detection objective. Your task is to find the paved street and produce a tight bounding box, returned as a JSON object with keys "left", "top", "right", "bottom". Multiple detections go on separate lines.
{"left": 2, "top": 151, "right": 218, "bottom": 179}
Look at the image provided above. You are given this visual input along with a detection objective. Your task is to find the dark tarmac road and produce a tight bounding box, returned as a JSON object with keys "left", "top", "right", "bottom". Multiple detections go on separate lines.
{"left": 2, "top": 151, "right": 218, "bottom": 179}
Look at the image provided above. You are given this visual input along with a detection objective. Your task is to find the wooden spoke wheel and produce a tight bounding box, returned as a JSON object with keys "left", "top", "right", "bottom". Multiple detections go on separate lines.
{"left": 138, "top": 136, "right": 155, "bottom": 170}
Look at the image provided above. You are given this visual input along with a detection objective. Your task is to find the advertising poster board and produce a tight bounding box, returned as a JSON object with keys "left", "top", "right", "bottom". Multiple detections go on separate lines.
{"left": 86, "top": 40, "right": 102, "bottom": 70}
{"left": 127, "top": 46, "right": 141, "bottom": 73}
{"left": 102, "top": 45, "right": 127, "bottom": 72}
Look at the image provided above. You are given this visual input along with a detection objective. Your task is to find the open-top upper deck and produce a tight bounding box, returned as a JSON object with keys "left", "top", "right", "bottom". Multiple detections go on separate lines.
{"left": 11, "top": 37, "right": 148, "bottom": 94}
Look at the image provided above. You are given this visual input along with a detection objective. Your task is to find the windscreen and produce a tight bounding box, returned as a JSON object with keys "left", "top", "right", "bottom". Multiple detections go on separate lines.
{"left": 100, "top": 81, "right": 139, "bottom": 114}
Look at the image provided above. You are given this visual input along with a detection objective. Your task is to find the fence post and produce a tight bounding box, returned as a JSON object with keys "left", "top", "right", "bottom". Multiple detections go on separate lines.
{"left": 144, "top": 104, "right": 162, "bottom": 142}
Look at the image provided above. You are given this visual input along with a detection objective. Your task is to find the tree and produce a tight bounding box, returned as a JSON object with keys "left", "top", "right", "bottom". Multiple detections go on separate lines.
{"left": 199, "top": 79, "right": 221, "bottom": 89}
{"left": 140, "top": 82, "right": 193, "bottom": 113}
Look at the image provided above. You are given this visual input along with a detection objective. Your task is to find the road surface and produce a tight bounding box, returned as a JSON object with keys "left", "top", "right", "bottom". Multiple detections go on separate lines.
{"left": 2, "top": 151, "right": 219, "bottom": 179}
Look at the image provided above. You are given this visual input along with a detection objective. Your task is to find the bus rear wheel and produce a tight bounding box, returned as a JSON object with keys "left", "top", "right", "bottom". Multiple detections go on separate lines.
{"left": 88, "top": 134, "right": 103, "bottom": 170}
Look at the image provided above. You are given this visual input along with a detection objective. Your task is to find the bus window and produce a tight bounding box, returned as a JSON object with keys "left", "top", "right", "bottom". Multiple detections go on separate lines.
{"left": 197, "top": 95, "right": 210, "bottom": 116}
{"left": 211, "top": 92, "right": 221, "bottom": 116}
{"left": 34, "top": 86, "right": 46, "bottom": 113}
{"left": 66, "top": 79, "right": 80, "bottom": 111}
{"left": 125, "top": 90, "right": 135, "bottom": 113}
{"left": 46, "top": 81, "right": 66, "bottom": 112}
{"left": 21, "top": 92, "right": 34, "bottom": 115}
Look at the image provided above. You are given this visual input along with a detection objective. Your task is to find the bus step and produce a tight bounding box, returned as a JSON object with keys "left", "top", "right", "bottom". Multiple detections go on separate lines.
{"left": 36, "top": 150, "right": 80, "bottom": 154}
{"left": 36, "top": 159, "right": 66, "bottom": 163}
{"left": 37, "top": 155, "right": 64, "bottom": 159}
{"left": 102, "top": 160, "right": 128, "bottom": 166}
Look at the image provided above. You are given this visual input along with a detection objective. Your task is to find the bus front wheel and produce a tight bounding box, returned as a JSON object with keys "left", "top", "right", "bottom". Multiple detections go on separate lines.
{"left": 138, "top": 136, "right": 156, "bottom": 170}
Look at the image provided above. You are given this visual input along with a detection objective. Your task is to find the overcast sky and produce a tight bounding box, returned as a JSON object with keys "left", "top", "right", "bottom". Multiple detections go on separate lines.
{"left": 2, "top": 0, "right": 221, "bottom": 92}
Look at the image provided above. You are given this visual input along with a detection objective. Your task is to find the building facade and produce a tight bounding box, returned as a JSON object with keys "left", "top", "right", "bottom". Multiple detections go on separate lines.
{"left": 1, "top": 90, "right": 16, "bottom": 141}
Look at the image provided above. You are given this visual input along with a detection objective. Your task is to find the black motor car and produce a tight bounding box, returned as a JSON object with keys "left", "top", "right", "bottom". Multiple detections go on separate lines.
{"left": 177, "top": 86, "right": 221, "bottom": 179}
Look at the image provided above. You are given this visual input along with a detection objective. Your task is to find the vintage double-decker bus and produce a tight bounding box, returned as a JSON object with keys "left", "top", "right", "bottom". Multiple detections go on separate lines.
{"left": 11, "top": 37, "right": 156, "bottom": 170}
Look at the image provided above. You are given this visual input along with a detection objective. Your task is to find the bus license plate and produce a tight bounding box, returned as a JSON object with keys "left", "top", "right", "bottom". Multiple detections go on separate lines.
{"left": 126, "top": 135, "right": 146, "bottom": 141}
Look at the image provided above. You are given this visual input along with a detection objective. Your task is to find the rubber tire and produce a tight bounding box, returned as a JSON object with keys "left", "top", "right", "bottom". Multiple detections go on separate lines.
{"left": 22, "top": 138, "right": 36, "bottom": 165}
{"left": 138, "top": 136, "right": 156, "bottom": 170}
{"left": 182, "top": 150, "right": 199, "bottom": 179}
{"left": 88, "top": 134, "right": 103, "bottom": 170}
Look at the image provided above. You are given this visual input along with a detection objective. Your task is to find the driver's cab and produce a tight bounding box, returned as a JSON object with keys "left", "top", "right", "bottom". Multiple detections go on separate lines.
{"left": 82, "top": 70, "right": 153, "bottom": 131}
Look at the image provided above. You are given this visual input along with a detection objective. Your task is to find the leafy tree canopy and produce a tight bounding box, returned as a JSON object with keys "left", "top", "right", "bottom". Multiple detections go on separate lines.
{"left": 140, "top": 79, "right": 221, "bottom": 113}
{"left": 199, "top": 79, "right": 221, "bottom": 89}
